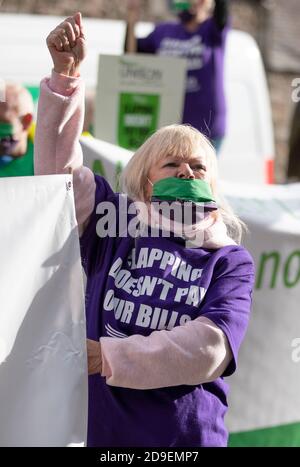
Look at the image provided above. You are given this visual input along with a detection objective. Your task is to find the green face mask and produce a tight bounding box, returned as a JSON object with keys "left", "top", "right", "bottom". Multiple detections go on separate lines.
{"left": 0, "top": 122, "right": 14, "bottom": 138}
{"left": 171, "top": 0, "right": 192, "bottom": 12}
{"left": 151, "top": 177, "right": 215, "bottom": 204}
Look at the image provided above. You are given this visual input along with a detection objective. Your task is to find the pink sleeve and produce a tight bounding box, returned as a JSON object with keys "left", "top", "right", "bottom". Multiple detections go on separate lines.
{"left": 100, "top": 316, "right": 233, "bottom": 390}
{"left": 34, "top": 70, "right": 96, "bottom": 228}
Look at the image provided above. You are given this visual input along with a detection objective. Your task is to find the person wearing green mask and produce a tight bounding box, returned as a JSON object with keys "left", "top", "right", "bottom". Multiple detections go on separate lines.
{"left": 35, "top": 13, "right": 254, "bottom": 447}
{"left": 125, "top": 0, "right": 230, "bottom": 153}
{"left": 0, "top": 83, "right": 34, "bottom": 177}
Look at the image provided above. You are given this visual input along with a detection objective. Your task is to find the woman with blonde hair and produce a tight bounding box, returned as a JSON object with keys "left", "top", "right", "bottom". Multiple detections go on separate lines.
{"left": 35, "top": 13, "right": 254, "bottom": 447}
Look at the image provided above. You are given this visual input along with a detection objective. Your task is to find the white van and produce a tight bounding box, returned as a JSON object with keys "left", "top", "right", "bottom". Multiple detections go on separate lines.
{"left": 0, "top": 13, "right": 275, "bottom": 185}
{"left": 219, "top": 30, "right": 275, "bottom": 185}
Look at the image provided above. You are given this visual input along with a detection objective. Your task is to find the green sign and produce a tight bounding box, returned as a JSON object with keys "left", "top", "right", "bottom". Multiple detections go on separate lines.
{"left": 118, "top": 93, "right": 160, "bottom": 150}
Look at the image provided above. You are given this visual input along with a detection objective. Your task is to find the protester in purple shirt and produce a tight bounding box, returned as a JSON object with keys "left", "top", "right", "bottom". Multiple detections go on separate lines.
{"left": 125, "top": 0, "right": 230, "bottom": 152}
{"left": 36, "top": 12, "right": 255, "bottom": 447}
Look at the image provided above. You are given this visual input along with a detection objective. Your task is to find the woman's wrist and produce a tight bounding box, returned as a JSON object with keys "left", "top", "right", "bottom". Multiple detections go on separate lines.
{"left": 49, "top": 69, "right": 81, "bottom": 96}
{"left": 127, "top": 9, "right": 139, "bottom": 25}
{"left": 53, "top": 64, "right": 80, "bottom": 78}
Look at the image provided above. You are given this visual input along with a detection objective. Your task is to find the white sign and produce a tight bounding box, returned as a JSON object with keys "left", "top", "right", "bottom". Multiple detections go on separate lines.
{"left": 95, "top": 54, "right": 186, "bottom": 150}
{"left": 0, "top": 175, "right": 87, "bottom": 447}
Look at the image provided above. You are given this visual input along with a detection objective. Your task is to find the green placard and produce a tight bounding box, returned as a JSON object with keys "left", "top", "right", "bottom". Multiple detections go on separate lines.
{"left": 118, "top": 93, "right": 160, "bottom": 150}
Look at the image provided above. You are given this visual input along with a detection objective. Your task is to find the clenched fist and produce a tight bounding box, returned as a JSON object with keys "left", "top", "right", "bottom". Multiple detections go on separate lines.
{"left": 46, "top": 12, "right": 87, "bottom": 77}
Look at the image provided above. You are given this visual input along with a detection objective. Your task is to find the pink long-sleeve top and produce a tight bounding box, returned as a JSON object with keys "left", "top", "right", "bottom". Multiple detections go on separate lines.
{"left": 34, "top": 70, "right": 234, "bottom": 390}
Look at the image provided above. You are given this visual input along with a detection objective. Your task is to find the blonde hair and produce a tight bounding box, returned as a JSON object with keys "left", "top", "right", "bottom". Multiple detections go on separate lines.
{"left": 203, "top": 0, "right": 214, "bottom": 13}
{"left": 122, "top": 124, "right": 245, "bottom": 244}
{"left": 192, "top": 0, "right": 214, "bottom": 15}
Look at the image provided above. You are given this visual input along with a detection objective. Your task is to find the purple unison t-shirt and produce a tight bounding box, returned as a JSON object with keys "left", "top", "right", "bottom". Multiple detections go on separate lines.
{"left": 137, "top": 18, "right": 229, "bottom": 139}
{"left": 80, "top": 175, "right": 254, "bottom": 447}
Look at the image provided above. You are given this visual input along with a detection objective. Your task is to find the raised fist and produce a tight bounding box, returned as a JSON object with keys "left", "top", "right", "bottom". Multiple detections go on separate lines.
{"left": 46, "top": 12, "right": 87, "bottom": 77}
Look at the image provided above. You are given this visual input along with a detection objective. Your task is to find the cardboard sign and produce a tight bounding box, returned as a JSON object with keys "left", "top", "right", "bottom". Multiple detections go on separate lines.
{"left": 95, "top": 54, "right": 186, "bottom": 150}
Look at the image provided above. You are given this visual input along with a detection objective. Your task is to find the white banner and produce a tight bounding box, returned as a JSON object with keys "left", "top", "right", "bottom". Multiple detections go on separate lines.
{"left": 222, "top": 182, "right": 300, "bottom": 435}
{"left": 0, "top": 175, "right": 87, "bottom": 447}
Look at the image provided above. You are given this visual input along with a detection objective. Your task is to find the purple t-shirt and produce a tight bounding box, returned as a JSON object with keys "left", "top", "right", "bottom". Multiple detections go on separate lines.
{"left": 80, "top": 175, "right": 254, "bottom": 447}
{"left": 137, "top": 18, "right": 229, "bottom": 139}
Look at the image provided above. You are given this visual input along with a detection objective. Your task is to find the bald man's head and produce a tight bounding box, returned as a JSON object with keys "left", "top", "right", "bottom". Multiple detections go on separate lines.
{"left": 0, "top": 83, "right": 34, "bottom": 120}
{"left": 0, "top": 83, "right": 34, "bottom": 158}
